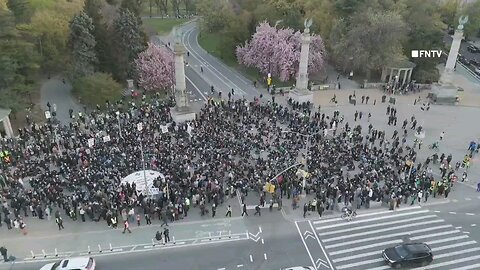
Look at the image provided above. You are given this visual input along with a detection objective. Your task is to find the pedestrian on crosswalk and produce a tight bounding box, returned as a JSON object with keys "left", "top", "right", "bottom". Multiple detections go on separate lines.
{"left": 317, "top": 202, "right": 324, "bottom": 217}
{"left": 303, "top": 203, "right": 308, "bottom": 218}
{"left": 254, "top": 205, "right": 261, "bottom": 216}
{"left": 225, "top": 205, "right": 232, "bottom": 217}
{"left": 241, "top": 203, "right": 248, "bottom": 216}
{"left": 122, "top": 220, "right": 131, "bottom": 234}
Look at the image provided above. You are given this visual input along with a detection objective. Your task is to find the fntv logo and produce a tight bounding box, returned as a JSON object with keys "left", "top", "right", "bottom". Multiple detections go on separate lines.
{"left": 411, "top": 50, "right": 443, "bottom": 58}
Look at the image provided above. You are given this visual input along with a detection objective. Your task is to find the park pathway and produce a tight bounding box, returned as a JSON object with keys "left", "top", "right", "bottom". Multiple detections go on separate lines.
{"left": 40, "top": 77, "right": 83, "bottom": 125}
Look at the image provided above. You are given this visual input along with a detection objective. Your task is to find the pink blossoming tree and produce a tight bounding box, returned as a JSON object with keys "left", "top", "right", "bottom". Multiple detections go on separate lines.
{"left": 135, "top": 42, "right": 175, "bottom": 91}
{"left": 236, "top": 22, "right": 326, "bottom": 82}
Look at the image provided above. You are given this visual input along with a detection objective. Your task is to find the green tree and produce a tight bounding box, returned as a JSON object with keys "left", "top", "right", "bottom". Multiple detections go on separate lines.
{"left": 330, "top": 9, "right": 408, "bottom": 79}
{"left": 113, "top": 8, "right": 146, "bottom": 80}
{"left": 69, "top": 11, "right": 98, "bottom": 78}
{"left": 462, "top": 1, "right": 480, "bottom": 38}
{"left": 72, "top": 72, "right": 123, "bottom": 106}
{"left": 438, "top": 0, "right": 460, "bottom": 28}
{"left": 121, "top": 0, "right": 143, "bottom": 17}
{"left": 400, "top": 0, "right": 444, "bottom": 82}
{"left": 197, "top": 0, "right": 230, "bottom": 32}
{"left": 7, "top": 0, "right": 32, "bottom": 23}
{"left": 84, "top": 0, "right": 115, "bottom": 74}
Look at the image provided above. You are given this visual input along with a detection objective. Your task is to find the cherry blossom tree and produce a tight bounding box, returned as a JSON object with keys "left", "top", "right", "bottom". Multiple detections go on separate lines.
{"left": 236, "top": 22, "right": 326, "bottom": 82}
{"left": 135, "top": 42, "right": 174, "bottom": 91}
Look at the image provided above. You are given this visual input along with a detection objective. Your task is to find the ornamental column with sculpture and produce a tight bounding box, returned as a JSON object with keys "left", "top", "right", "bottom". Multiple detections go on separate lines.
{"left": 441, "top": 15, "right": 468, "bottom": 84}
{"left": 289, "top": 18, "right": 314, "bottom": 103}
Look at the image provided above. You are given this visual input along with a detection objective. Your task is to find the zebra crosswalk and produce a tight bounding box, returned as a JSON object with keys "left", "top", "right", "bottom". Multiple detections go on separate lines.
{"left": 312, "top": 206, "right": 480, "bottom": 270}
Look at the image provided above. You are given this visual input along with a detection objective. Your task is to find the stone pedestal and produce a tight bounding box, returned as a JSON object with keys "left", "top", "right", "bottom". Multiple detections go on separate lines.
{"left": 440, "top": 30, "right": 463, "bottom": 84}
{"left": 428, "top": 83, "right": 458, "bottom": 105}
{"left": 290, "top": 27, "right": 313, "bottom": 103}
{"left": 127, "top": 79, "right": 134, "bottom": 90}
{"left": 2, "top": 116, "right": 14, "bottom": 138}
{"left": 171, "top": 42, "right": 195, "bottom": 122}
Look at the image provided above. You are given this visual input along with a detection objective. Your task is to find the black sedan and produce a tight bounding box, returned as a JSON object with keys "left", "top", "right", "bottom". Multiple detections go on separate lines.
{"left": 458, "top": 54, "right": 469, "bottom": 65}
{"left": 467, "top": 45, "right": 480, "bottom": 53}
{"left": 470, "top": 59, "right": 480, "bottom": 68}
{"left": 382, "top": 242, "right": 433, "bottom": 268}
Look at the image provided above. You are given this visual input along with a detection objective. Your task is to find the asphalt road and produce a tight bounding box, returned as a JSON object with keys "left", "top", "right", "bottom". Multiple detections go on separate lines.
{"left": 2, "top": 214, "right": 313, "bottom": 270}
{"left": 444, "top": 34, "right": 480, "bottom": 74}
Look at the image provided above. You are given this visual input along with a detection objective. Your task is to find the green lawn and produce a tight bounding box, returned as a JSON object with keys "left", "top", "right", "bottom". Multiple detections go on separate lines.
{"left": 142, "top": 18, "right": 190, "bottom": 35}
{"left": 197, "top": 31, "right": 295, "bottom": 87}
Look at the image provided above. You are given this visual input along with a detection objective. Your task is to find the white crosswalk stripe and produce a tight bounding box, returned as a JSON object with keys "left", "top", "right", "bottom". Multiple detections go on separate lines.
{"left": 313, "top": 207, "right": 480, "bottom": 270}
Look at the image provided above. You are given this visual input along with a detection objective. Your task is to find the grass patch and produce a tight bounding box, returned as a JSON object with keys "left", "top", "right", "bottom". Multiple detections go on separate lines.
{"left": 198, "top": 31, "right": 296, "bottom": 87}
{"left": 142, "top": 18, "right": 190, "bottom": 35}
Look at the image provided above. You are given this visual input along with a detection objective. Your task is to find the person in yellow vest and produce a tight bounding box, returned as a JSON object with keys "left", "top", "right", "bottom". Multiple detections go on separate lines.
{"left": 430, "top": 180, "right": 436, "bottom": 197}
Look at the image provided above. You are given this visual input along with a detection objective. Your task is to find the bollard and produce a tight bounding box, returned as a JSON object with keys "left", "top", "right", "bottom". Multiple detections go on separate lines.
{"left": 109, "top": 243, "right": 113, "bottom": 251}
{"left": 88, "top": 246, "right": 91, "bottom": 254}
{"left": 209, "top": 232, "right": 212, "bottom": 241}
{"left": 55, "top": 248, "right": 58, "bottom": 257}
{"left": 30, "top": 250, "right": 35, "bottom": 259}
{"left": 98, "top": 244, "right": 102, "bottom": 253}
{"left": 229, "top": 230, "right": 232, "bottom": 239}
{"left": 42, "top": 249, "right": 46, "bottom": 258}
{"left": 219, "top": 231, "right": 222, "bottom": 239}
{"left": 173, "top": 236, "right": 176, "bottom": 245}
{"left": 152, "top": 239, "right": 156, "bottom": 247}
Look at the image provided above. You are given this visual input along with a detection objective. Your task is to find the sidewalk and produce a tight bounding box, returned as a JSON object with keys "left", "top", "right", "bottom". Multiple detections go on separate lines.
{"left": 0, "top": 196, "right": 244, "bottom": 259}
{"left": 40, "top": 77, "right": 83, "bottom": 125}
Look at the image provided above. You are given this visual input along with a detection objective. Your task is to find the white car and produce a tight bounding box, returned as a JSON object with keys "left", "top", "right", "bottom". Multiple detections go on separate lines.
{"left": 40, "top": 257, "right": 95, "bottom": 270}
{"left": 284, "top": 267, "right": 315, "bottom": 270}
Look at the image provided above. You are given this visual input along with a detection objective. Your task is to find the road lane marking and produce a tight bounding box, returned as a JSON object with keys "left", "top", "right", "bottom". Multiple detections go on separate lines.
{"left": 433, "top": 210, "right": 441, "bottom": 213}
{"left": 316, "top": 209, "right": 428, "bottom": 230}
{"left": 465, "top": 197, "right": 472, "bottom": 200}
{"left": 185, "top": 76, "right": 207, "bottom": 101}
{"left": 261, "top": 238, "right": 264, "bottom": 244}
{"left": 329, "top": 240, "right": 402, "bottom": 256}
{"left": 427, "top": 235, "right": 469, "bottom": 244}
{"left": 312, "top": 206, "right": 422, "bottom": 225}
{"left": 295, "top": 222, "right": 319, "bottom": 270}
{"left": 333, "top": 250, "right": 382, "bottom": 263}
{"left": 472, "top": 224, "right": 477, "bottom": 227}
{"left": 449, "top": 211, "right": 457, "bottom": 214}
{"left": 250, "top": 255, "right": 253, "bottom": 262}
{"left": 411, "top": 229, "right": 461, "bottom": 240}
{"left": 456, "top": 226, "right": 463, "bottom": 229}
{"left": 322, "top": 219, "right": 443, "bottom": 242}
{"left": 308, "top": 220, "right": 334, "bottom": 269}
{"left": 237, "top": 264, "right": 244, "bottom": 268}
{"left": 325, "top": 225, "right": 452, "bottom": 249}
{"left": 264, "top": 253, "right": 267, "bottom": 260}
{"left": 466, "top": 213, "right": 475, "bottom": 216}
{"left": 454, "top": 263, "right": 480, "bottom": 270}
{"left": 336, "top": 258, "right": 384, "bottom": 269}
{"left": 422, "top": 254, "right": 480, "bottom": 269}
{"left": 318, "top": 215, "right": 436, "bottom": 236}
{"left": 432, "top": 241, "right": 477, "bottom": 251}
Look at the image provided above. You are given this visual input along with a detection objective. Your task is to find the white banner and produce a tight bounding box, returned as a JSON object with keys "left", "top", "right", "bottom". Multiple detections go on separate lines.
{"left": 161, "top": 125, "right": 168, "bottom": 133}
{"left": 45, "top": 111, "right": 51, "bottom": 119}
{"left": 103, "top": 135, "right": 111, "bottom": 142}
{"left": 88, "top": 138, "right": 95, "bottom": 147}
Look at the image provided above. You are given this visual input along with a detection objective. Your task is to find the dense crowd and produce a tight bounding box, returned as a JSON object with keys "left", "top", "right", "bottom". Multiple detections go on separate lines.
{"left": 0, "top": 92, "right": 477, "bottom": 234}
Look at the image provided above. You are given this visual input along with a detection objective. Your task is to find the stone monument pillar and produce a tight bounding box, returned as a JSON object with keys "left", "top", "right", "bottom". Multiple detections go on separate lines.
{"left": 431, "top": 15, "right": 468, "bottom": 105}
{"left": 440, "top": 16, "right": 468, "bottom": 84}
{"left": 170, "top": 28, "right": 196, "bottom": 123}
{"left": 289, "top": 18, "right": 314, "bottom": 103}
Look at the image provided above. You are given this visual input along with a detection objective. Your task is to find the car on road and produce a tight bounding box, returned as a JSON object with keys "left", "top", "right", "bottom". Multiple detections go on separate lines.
{"left": 467, "top": 45, "right": 480, "bottom": 53}
{"left": 283, "top": 267, "right": 315, "bottom": 270}
{"left": 458, "top": 54, "right": 469, "bottom": 65}
{"left": 474, "top": 67, "right": 480, "bottom": 76}
{"left": 40, "top": 257, "right": 96, "bottom": 270}
{"left": 382, "top": 242, "right": 433, "bottom": 268}
{"left": 469, "top": 59, "right": 480, "bottom": 67}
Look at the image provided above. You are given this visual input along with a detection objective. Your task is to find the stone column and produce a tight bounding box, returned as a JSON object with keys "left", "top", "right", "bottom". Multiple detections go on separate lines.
{"left": 174, "top": 43, "right": 188, "bottom": 108}
{"left": 402, "top": 69, "right": 408, "bottom": 85}
{"left": 441, "top": 29, "right": 463, "bottom": 84}
{"left": 290, "top": 23, "right": 314, "bottom": 103}
{"left": 296, "top": 30, "right": 311, "bottom": 91}
{"left": 407, "top": 69, "right": 412, "bottom": 82}
{"left": 3, "top": 116, "right": 14, "bottom": 138}
{"left": 389, "top": 68, "right": 393, "bottom": 82}
{"left": 170, "top": 41, "right": 195, "bottom": 123}
{"left": 380, "top": 68, "right": 387, "bottom": 82}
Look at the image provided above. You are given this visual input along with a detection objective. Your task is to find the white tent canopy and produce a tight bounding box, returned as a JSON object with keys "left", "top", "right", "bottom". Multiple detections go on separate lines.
{"left": 121, "top": 170, "right": 164, "bottom": 195}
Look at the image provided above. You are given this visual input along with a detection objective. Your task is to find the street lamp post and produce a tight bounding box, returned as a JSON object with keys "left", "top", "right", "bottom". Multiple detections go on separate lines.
{"left": 116, "top": 111, "right": 123, "bottom": 138}
{"left": 281, "top": 130, "right": 318, "bottom": 193}
{"left": 137, "top": 123, "right": 149, "bottom": 197}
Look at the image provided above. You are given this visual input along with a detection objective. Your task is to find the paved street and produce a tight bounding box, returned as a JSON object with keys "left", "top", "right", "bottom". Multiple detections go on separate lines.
{"left": 300, "top": 206, "right": 480, "bottom": 270}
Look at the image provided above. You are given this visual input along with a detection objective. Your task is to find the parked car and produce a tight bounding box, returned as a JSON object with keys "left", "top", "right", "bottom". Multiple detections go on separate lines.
{"left": 458, "top": 54, "right": 469, "bottom": 65}
{"left": 382, "top": 242, "right": 433, "bottom": 268}
{"left": 40, "top": 257, "right": 96, "bottom": 270}
{"left": 474, "top": 67, "right": 480, "bottom": 76}
{"left": 467, "top": 45, "right": 480, "bottom": 53}
{"left": 469, "top": 59, "right": 480, "bottom": 67}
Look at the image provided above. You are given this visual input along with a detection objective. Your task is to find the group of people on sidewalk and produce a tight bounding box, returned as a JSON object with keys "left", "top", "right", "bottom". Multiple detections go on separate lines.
{"left": 0, "top": 90, "right": 475, "bottom": 241}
